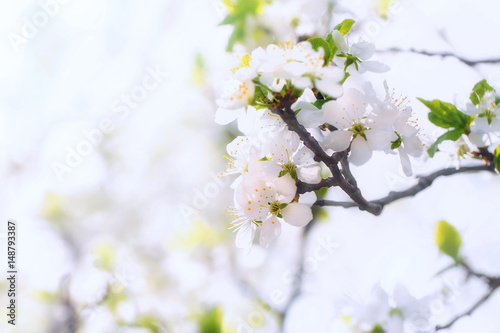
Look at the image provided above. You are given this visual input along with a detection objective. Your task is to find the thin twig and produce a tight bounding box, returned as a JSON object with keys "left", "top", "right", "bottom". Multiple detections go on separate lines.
{"left": 435, "top": 273, "right": 500, "bottom": 331}
{"left": 380, "top": 47, "right": 500, "bottom": 67}
{"left": 315, "top": 164, "right": 496, "bottom": 214}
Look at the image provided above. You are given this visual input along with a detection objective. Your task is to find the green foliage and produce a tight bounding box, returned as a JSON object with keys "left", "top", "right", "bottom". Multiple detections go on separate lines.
{"left": 333, "top": 19, "right": 356, "bottom": 36}
{"left": 390, "top": 132, "right": 402, "bottom": 149}
{"left": 135, "top": 315, "right": 162, "bottom": 333}
{"left": 494, "top": 146, "right": 500, "bottom": 173}
{"left": 418, "top": 98, "right": 473, "bottom": 157}
{"left": 370, "top": 324, "right": 386, "bottom": 333}
{"left": 220, "top": 0, "right": 268, "bottom": 51}
{"left": 307, "top": 19, "right": 356, "bottom": 65}
{"left": 313, "top": 99, "right": 328, "bottom": 109}
{"left": 191, "top": 52, "right": 206, "bottom": 85}
{"left": 435, "top": 221, "right": 462, "bottom": 261}
{"left": 469, "top": 79, "right": 495, "bottom": 106}
{"left": 198, "top": 307, "right": 223, "bottom": 333}
{"left": 427, "top": 128, "right": 464, "bottom": 158}
{"left": 418, "top": 98, "right": 472, "bottom": 130}
{"left": 308, "top": 37, "right": 332, "bottom": 65}
{"left": 93, "top": 242, "right": 116, "bottom": 272}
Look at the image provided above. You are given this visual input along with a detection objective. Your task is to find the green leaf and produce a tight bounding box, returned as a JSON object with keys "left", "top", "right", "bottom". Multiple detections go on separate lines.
{"left": 313, "top": 99, "right": 328, "bottom": 109}
{"left": 427, "top": 128, "right": 464, "bottom": 157}
{"left": 494, "top": 146, "right": 500, "bottom": 173}
{"left": 469, "top": 79, "right": 495, "bottom": 106}
{"left": 219, "top": 0, "right": 267, "bottom": 51}
{"left": 435, "top": 220, "right": 462, "bottom": 261}
{"left": 307, "top": 37, "right": 332, "bottom": 65}
{"left": 391, "top": 132, "right": 402, "bottom": 150}
{"left": 259, "top": 156, "right": 271, "bottom": 161}
{"left": 418, "top": 98, "right": 472, "bottom": 130}
{"left": 198, "top": 307, "right": 223, "bottom": 333}
{"left": 333, "top": 19, "right": 356, "bottom": 36}
{"left": 325, "top": 32, "right": 338, "bottom": 56}
{"left": 370, "top": 324, "right": 386, "bottom": 333}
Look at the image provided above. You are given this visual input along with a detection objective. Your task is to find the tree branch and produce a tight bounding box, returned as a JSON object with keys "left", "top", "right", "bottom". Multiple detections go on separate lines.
{"left": 380, "top": 47, "right": 500, "bottom": 67}
{"left": 315, "top": 164, "right": 496, "bottom": 214}
{"left": 435, "top": 265, "right": 500, "bottom": 331}
{"left": 270, "top": 92, "right": 381, "bottom": 215}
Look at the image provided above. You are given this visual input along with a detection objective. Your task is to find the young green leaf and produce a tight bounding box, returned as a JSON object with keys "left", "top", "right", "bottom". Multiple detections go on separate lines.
{"left": 325, "top": 32, "right": 338, "bottom": 56}
{"left": 418, "top": 98, "right": 472, "bottom": 131}
{"left": 427, "top": 128, "right": 464, "bottom": 157}
{"left": 333, "top": 19, "right": 356, "bottom": 36}
{"left": 494, "top": 146, "right": 500, "bottom": 173}
{"left": 435, "top": 220, "right": 462, "bottom": 261}
{"left": 469, "top": 79, "right": 495, "bottom": 106}
{"left": 369, "top": 324, "right": 386, "bottom": 333}
{"left": 307, "top": 37, "right": 332, "bottom": 65}
{"left": 219, "top": 0, "right": 267, "bottom": 51}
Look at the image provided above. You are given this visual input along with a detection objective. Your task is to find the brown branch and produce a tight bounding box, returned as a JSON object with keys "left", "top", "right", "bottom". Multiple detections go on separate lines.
{"left": 380, "top": 47, "right": 500, "bottom": 67}
{"left": 270, "top": 92, "right": 381, "bottom": 215}
{"left": 315, "top": 164, "right": 496, "bottom": 214}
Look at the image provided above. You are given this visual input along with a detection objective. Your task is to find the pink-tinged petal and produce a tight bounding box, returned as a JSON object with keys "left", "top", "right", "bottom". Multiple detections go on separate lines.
{"left": 273, "top": 174, "right": 297, "bottom": 203}
{"left": 281, "top": 203, "right": 313, "bottom": 227}
{"left": 331, "top": 30, "right": 348, "bottom": 53}
{"left": 349, "top": 137, "right": 372, "bottom": 165}
{"left": 259, "top": 218, "right": 281, "bottom": 247}
{"left": 235, "top": 223, "right": 256, "bottom": 250}
{"left": 351, "top": 41, "right": 375, "bottom": 60}
{"left": 215, "top": 107, "right": 241, "bottom": 125}
{"left": 322, "top": 130, "right": 352, "bottom": 152}
{"left": 359, "top": 61, "right": 390, "bottom": 73}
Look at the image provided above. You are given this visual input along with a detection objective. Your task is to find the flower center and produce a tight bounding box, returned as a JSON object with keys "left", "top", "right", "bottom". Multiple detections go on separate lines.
{"left": 269, "top": 201, "right": 288, "bottom": 218}
{"left": 350, "top": 122, "right": 368, "bottom": 140}
{"left": 279, "top": 161, "right": 297, "bottom": 179}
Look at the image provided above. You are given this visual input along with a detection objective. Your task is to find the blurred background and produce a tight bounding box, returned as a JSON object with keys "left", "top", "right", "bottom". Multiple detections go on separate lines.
{"left": 0, "top": 0, "right": 499, "bottom": 332}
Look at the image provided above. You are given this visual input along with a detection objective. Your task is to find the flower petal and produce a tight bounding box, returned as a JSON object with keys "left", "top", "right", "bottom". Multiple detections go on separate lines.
{"left": 259, "top": 218, "right": 281, "bottom": 247}
{"left": 322, "top": 130, "right": 352, "bottom": 151}
{"left": 273, "top": 174, "right": 297, "bottom": 203}
{"left": 297, "top": 165, "right": 322, "bottom": 184}
{"left": 349, "top": 137, "right": 372, "bottom": 165}
{"left": 235, "top": 223, "right": 256, "bottom": 250}
{"left": 331, "top": 30, "right": 348, "bottom": 53}
{"left": 215, "top": 107, "right": 241, "bottom": 125}
{"left": 281, "top": 203, "right": 313, "bottom": 227}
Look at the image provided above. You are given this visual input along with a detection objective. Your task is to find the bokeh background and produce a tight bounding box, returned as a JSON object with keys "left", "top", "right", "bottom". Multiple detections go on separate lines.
{"left": 1, "top": 0, "right": 500, "bottom": 332}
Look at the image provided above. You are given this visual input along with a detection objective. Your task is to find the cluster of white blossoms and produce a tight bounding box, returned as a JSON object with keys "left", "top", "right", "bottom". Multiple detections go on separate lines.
{"left": 331, "top": 284, "right": 437, "bottom": 333}
{"left": 465, "top": 89, "right": 500, "bottom": 149}
{"left": 215, "top": 23, "right": 424, "bottom": 249}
